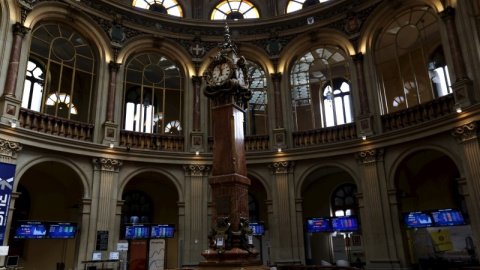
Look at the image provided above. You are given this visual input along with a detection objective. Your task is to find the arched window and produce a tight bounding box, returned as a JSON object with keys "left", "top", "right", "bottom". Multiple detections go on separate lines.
{"left": 248, "top": 192, "right": 259, "bottom": 222}
{"left": 211, "top": 0, "right": 260, "bottom": 20}
{"left": 331, "top": 183, "right": 358, "bottom": 217}
{"left": 290, "top": 46, "right": 353, "bottom": 131}
{"left": 245, "top": 61, "right": 268, "bottom": 135}
{"left": 23, "top": 23, "right": 96, "bottom": 123}
{"left": 375, "top": 6, "right": 449, "bottom": 114}
{"left": 132, "top": 0, "right": 183, "bottom": 17}
{"left": 123, "top": 52, "right": 183, "bottom": 135}
{"left": 286, "top": 0, "right": 331, "bottom": 13}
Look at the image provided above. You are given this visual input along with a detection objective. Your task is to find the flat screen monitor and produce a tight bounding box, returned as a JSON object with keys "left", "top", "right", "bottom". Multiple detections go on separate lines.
{"left": 5, "top": 255, "right": 19, "bottom": 268}
{"left": 14, "top": 221, "right": 48, "bottom": 239}
{"left": 150, "top": 224, "right": 175, "bottom": 238}
{"left": 431, "top": 209, "right": 467, "bottom": 226}
{"left": 306, "top": 218, "right": 333, "bottom": 233}
{"left": 47, "top": 222, "right": 77, "bottom": 239}
{"left": 249, "top": 222, "right": 265, "bottom": 235}
{"left": 403, "top": 211, "right": 433, "bottom": 228}
{"left": 331, "top": 216, "right": 359, "bottom": 232}
{"left": 124, "top": 225, "right": 150, "bottom": 239}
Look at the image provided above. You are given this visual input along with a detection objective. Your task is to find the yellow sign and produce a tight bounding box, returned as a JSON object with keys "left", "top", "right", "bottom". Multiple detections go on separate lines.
{"left": 429, "top": 230, "right": 454, "bottom": 252}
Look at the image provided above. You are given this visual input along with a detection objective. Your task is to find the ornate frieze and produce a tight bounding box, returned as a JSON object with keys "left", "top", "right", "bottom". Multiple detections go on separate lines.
{"left": 0, "top": 139, "right": 22, "bottom": 158}
{"left": 183, "top": 164, "right": 210, "bottom": 177}
{"left": 93, "top": 157, "right": 123, "bottom": 172}
{"left": 452, "top": 122, "right": 478, "bottom": 143}
{"left": 268, "top": 161, "right": 295, "bottom": 174}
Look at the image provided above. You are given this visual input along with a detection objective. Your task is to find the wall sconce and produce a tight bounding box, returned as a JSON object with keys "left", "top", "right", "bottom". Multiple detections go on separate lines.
{"left": 9, "top": 119, "right": 17, "bottom": 128}
{"left": 361, "top": 132, "right": 367, "bottom": 140}
{"left": 277, "top": 147, "right": 282, "bottom": 152}
{"left": 195, "top": 150, "right": 200, "bottom": 155}
{"left": 455, "top": 103, "right": 462, "bottom": 113}
{"left": 109, "top": 139, "right": 114, "bottom": 148}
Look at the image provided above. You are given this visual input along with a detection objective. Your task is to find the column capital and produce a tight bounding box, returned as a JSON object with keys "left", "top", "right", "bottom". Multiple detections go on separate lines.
{"left": 108, "top": 61, "right": 121, "bottom": 72}
{"left": 439, "top": 6, "right": 455, "bottom": 22}
{"left": 192, "top": 75, "right": 203, "bottom": 85}
{"left": 268, "top": 161, "right": 295, "bottom": 174}
{"left": 352, "top": 52, "right": 364, "bottom": 63}
{"left": 93, "top": 157, "right": 123, "bottom": 172}
{"left": 12, "top": 22, "right": 30, "bottom": 37}
{"left": 452, "top": 122, "right": 478, "bottom": 143}
{"left": 271, "top": 72, "right": 282, "bottom": 82}
{"left": 355, "top": 148, "right": 383, "bottom": 164}
{"left": 0, "top": 139, "right": 22, "bottom": 159}
{"left": 183, "top": 164, "right": 211, "bottom": 177}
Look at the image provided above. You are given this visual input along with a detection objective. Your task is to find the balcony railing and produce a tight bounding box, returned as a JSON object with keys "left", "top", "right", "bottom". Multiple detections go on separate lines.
{"left": 207, "top": 135, "right": 270, "bottom": 152}
{"left": 292, "top": 123, "right": 357, "bottom": 147}
{"left": 119, "top": 130, "right": 184, "bottom": 151}
{"left": 18, "top": 108, "right": 94, "bottom": 141}
{"left": 381, "top": 94, "right": 455, "bottom": 132}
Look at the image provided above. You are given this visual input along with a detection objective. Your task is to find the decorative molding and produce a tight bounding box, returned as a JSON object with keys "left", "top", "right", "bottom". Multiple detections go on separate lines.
{"left": 355, "top": 148, "right": 383, "bottom": 164}
{"left": 183, "top": 164, "right": 210, "bottom": 177}
{"left": 268, "top": 161, "right": 295, "bottom": 174}
{"left": 0, "top": 139, "right": 22, "bottom": 159}
{"left": 93, "top": 157, "right": 123, "bottom": 171}
{"left": 12, "top": 22, "right": 30, "bottom": 37}
{"left": 452, "top": 122, "right": 478, "bottom": 143}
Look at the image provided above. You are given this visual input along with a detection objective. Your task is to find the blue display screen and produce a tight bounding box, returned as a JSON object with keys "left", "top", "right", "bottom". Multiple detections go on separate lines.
{"left": 249, "top": 223, "right": 265, "bottom": 235}
{"left": 125, "top": 225, "right": 150, "bottom": 239}
{"left": 404, "top": 212, "right": 433, "bottom": 228}
{"left": 14, "top": 221, "right": 48, "bottom": 239}
{"left": 331, "top": 216, "right": 359, "bottom": 231}
{"left": 431, "top": 209, "right": 466, "bottom": 226}
{"left": 47, "top": 222, "right": 77, "bottom": 239}
{"left": 150, "top": 224, "right": 175, "bottom": 238}
{"left": 306, "top": 218, "right": 333, "bottom": 233}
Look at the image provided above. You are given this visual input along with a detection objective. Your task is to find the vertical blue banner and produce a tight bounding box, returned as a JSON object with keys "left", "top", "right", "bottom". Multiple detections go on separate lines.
{"left": 0, "top": 162, "right": 16, "bottom": 242}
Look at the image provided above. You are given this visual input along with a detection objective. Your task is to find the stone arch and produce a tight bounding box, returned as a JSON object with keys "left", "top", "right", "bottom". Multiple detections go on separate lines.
{"left": 386, "top": 143, "right": 464, "bottom": 190}
{"left": 295, "top": 161, "right": 361, "bottom": 199}
{"left": 14, "top": 155, "right": 90, "bottom": 198}
{"left": 118, "top": 167, "right": 184, "bottom": 202}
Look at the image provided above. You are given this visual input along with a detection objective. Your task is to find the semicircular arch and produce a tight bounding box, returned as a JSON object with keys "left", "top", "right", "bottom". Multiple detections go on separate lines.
{"left": 14, "top": 155, "right": 90, "bottom": 198}
{"left": 118, "top": 167, "right": 184, "bottom": 202}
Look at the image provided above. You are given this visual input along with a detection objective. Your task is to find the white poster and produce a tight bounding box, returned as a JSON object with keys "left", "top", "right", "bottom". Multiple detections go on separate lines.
{"left": 149, "top": 239, "right": 166, "bottom": 270}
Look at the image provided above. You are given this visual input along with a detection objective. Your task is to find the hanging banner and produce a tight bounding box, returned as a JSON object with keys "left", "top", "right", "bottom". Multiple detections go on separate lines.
{"left": 0, "top": 162, "right": 16, "bottom": 242}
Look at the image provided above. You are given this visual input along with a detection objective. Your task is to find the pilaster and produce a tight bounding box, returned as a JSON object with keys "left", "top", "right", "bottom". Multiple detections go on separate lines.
{"left": 267, "top": 161, "right": 301, "bottom": 265}
{"left": 183, "top": 164, "right": 210, "bottom": 266}
{"left": 355, "top": 149, "right": 401, "bottom": 269}
{"left": 452, "top": 122, "right": 480, "bottom": 251}
{"left": 92, "top": 157, "right": 123, "bottom": 252}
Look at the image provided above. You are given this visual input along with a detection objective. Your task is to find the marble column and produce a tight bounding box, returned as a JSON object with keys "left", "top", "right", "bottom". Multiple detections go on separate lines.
{"left": 271, "top": 73, "right": 286, "bottom": 149}
{"left": 267, "top": 161, "right": 302, "bottom": 265}
{"left": 452, "top": 122, "right": 480, "bottom": 251}
{"left": 0, "top": 23, "right": 29, "bottom": 125}
{"left": 192, "top": 76, "right": 202, "bottom": 131}
{"left": 3, "top": 23, "right": 29, "bottom": 97}
{"left": 92, "top": 158, "right": 123, "bottom": 252}
{"left": 271, "top": 73, "right": 283, "bottom": 129}
{"left": 106, "top": 62, "right": 120, "bottom": 123}
{"left": 183, "top": 164, "right": 210, "bottom": 266}
{"left": 103, "top": 62, "right": 120, "bottom": 146}
{"left": 352, "top": 53, "right": 373, "bottom": 137}
{"left": 439, "top": 6, "right": 473, "bottom": 107}
{"left": 355, "top": 149, "right": 401, "bottom": 269}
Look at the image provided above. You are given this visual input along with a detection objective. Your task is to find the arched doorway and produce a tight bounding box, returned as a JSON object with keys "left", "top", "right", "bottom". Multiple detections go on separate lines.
{"left": 121, "top": 171, "right": 179, "bottom": 269}
{"left": 395, "top": 149, "right": 474, "bottom": 269}
{"left": 10, "top": 161, "right": 84, "bottom": 270}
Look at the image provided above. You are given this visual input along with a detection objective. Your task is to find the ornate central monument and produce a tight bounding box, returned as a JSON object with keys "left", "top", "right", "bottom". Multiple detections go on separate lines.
{"left": 200, "top": 24, "right": 261, "bottom": 268}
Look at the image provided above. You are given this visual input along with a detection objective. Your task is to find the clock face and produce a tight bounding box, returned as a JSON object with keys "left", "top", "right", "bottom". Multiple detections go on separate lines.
{"left": 212, "top": 62, "right": 232, "bottom": 84}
